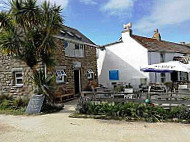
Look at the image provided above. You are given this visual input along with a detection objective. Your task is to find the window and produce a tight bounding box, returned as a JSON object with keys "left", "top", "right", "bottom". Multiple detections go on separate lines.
{"left": 64, "top": 41, "right": 69, "bottom": 49}
{"left": 15, "top": 72, "right": 23, "bottom": 86}
{"left": 160, "top": 53, "right": 165, "bottom": 62}
{"left": 75, "top": 43, "right": 79, "bottom": 49}
{"left": 65, "top": 42, "right": 84, "bottom": 57}
{"left": 87, "top": 69, "right": 94, "bottom": 79}
{"left": 160, "top": 73, "right": 166, "bottom": 83}
{"left": 179, "top": 72, "right": 188, "bottom": 81}
{"left": 109, "top": 70, "right": 119, "bottom": 80}
{"left": 56, "top": 70, "right": 67, "bottom": 83}
{"left": 140, "top": 78, "right": 147, "bottom": 85}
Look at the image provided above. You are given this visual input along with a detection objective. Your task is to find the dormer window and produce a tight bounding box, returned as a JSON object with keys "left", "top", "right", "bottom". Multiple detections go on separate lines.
{"left": 87, "top": 69, "right": 94, "bottom": 79}
{"left": 67, "top": 31, "right": 74, "bottom": 37}
{"left": 75, "top": 34, "right": 82, "bottom": 39}
{"left": 60, "top": 30, "right": 66, "bottom": 35}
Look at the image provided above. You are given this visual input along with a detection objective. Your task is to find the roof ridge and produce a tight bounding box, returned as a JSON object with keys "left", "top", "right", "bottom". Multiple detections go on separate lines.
{"left": 101, "top": 41, "right": 122, "bottom": 47}
{"left": 132, "top": 34, "right": 190, "bottom": 48}
{"left": 61, "top": 25, "right": 96, "bottom": 45}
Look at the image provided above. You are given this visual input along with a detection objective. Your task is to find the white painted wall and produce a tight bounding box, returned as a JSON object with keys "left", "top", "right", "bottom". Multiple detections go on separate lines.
{"left": 148, "top": 52, "right": 185, "bottom": 83}
{"left": 98, "top": 29, "right": 189, "bottom": 89}
{"left": 98, "top": 30, "right": 149, "bottom": 89}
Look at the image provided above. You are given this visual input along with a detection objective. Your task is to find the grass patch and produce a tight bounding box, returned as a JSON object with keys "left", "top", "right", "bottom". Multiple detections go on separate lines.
{"left": 0, "top": 107, "right": 26, "bottom": 115}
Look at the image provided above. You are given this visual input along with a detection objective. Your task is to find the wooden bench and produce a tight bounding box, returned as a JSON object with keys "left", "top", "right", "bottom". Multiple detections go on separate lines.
{"left": 55, "top": 88, "right": 75, "bottom": 103}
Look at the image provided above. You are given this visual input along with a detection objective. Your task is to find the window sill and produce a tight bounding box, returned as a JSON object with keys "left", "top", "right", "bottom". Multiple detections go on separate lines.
{"left": 13, "top": 85, "right": 24, "bottom": 88}
{"left": 65, "top": 55, "right": 84, "bottom": 58}
{"left": 56, "top": 82, "right": 68, "bottom": 85}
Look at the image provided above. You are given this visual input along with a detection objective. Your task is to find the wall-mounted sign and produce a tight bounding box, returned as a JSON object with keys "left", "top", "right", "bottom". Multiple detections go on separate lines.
{"left": 73, "top": 61, "right": 81, "bottom": 68}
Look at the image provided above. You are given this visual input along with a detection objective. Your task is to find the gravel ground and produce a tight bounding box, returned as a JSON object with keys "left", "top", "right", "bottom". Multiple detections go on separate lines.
{"left": 0, "top": 99, "right": 190, "bottom": 142}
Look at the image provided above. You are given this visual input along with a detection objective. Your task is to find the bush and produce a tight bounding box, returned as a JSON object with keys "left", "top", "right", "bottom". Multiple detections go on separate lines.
{"left": 0, "top": 95, "right": 29, "bottom": 114}
{"left": 76, "top": 101, "right": 190, "bottom": 123}
{"left": 41, "top": 103, "right": 63, "bottom": 113}
{"left": 76, "top": 97, "right": 91, "bottom": 114}
{"left": 13, "top": 96, "right": 30, "bottom": 108}
{"left": 169, "top": 106, "right": 190, "bottom": 120}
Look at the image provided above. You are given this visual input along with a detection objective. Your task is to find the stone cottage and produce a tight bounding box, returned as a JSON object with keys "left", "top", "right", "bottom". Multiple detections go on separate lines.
{"left": 0, "top": 25, "right": 98, "bottom": 99}
{"left": 97, "top": 23, "right": 190, "bottom": 89}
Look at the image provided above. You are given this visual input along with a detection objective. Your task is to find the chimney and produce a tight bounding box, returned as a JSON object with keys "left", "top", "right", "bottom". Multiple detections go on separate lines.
{"left": 152, "top": 29, "right": 161, "bottom": 41}
{"left": 180, "top": 42, "right": 185, "bottom": 45}
{"left": 121, "top": 22, "right": 132, "bottom": 41}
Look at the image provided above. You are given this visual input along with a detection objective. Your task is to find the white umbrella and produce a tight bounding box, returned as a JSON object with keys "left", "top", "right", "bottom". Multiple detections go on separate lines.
{"left": 140, "top": 61, "right": 190, "bottom": 73}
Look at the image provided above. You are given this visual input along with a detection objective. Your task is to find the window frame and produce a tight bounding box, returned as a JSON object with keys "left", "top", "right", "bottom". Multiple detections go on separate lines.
{"left": 56, "top": 70, "right": 67, "bottom": 84}
{"left": 87, "top": 69, "right": 94, "bottom": 79}
{"left": 64, "top": 41, "right": 85, "bottom": 58}
{"left": 160, "top": 73, "right": 166, "bottom": 83}
{"left": 14, "top": 71, "right": 23, "bottom": 86}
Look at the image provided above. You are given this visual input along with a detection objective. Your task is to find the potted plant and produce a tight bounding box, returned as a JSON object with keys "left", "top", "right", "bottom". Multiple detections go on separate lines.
{"left": 124, "top": 83, "right": 133, "bottom": 93}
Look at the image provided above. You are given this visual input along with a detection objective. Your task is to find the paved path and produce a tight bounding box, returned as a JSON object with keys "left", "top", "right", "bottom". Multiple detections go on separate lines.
{"left": 0, "top": 99, "right": 190, "bottom": 142}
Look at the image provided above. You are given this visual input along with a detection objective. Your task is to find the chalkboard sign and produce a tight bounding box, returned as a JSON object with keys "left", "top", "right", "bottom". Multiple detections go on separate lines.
{"left": 26, "top": 94, "right": 45, "bottom": 114}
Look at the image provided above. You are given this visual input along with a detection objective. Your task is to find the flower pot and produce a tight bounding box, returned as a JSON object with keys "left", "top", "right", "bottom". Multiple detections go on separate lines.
{"left": 124, "top": 88, "right": 133, "bottom": 93}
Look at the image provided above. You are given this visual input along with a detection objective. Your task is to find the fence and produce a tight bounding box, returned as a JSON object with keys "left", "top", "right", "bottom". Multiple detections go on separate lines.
{"left": 82, "top": 91, "right": 190, "bottom": 109}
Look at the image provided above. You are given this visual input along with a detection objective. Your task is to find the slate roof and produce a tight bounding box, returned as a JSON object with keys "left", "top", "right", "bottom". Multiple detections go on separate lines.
{"left": 132, "top": 35, "right": 190, "bottom": 54}
{"left": 59, "top": 25, "right": 96, "bottom": 46}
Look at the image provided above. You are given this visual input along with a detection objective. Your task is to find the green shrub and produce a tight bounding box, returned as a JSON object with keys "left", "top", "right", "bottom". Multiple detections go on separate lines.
{"left": 169, "top": 106, "right": 190, "bottom": 120}
{"left": 77, "top": 101, "right": 190, "bottom": 123}
{"left": 13, "top": 96, "right": 30, "bottom": 108}
{"left": 41, "top": 102, "right": 63, "bottom": 113}
{"left": 76, "top": 97, "right": 91, "bottom": 114}
{"left": 0, "top": 99, "right": 14, "bottom": 109}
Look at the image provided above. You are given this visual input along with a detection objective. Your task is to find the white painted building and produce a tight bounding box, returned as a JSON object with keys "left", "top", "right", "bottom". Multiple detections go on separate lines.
{"left": 98, "top": 25, "right": 190, "bottom": 89}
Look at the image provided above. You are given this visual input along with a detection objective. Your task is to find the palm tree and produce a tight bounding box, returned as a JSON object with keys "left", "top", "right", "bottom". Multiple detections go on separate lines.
{"left": 0, "top": 0, "right": 63, "bottom": 103}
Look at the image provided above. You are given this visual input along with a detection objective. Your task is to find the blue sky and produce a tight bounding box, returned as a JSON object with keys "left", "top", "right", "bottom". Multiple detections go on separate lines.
{"left": 0, "top": 0, "right": 190, "bottom": 45}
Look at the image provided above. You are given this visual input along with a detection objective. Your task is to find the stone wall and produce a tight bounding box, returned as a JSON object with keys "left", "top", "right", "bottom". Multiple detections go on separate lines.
{"left": 0, "top": 39, "right": 97, "bottom": 97}
{"left": 0, "top": 53, "right": 35, "bottom": 96}
{"left": 54, "top": 39, "right": 98, "bottom": 94}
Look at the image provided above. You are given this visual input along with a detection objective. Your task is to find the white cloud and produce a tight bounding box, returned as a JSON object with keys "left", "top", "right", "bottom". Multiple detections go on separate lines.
{"left": 135, "top": 0, "right": 190, "bottom": 33}
{"left": 101, "top": 0, "right": 136, "bottom": 18}
{"left": 80, "top": 0, "right": 97, "bottom": 5}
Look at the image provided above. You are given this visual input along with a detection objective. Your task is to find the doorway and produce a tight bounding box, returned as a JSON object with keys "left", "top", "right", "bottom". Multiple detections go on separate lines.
{"left": 74, "top": 70, "right": 81, "bottom": 95}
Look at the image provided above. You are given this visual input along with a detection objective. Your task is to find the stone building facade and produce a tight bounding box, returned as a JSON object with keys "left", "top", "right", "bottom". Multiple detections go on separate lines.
{"left": 0, "top": 25, "right": 98, "bottom": 98}
{"left": 0, "top": 53, "right": 35, "bottom": 96}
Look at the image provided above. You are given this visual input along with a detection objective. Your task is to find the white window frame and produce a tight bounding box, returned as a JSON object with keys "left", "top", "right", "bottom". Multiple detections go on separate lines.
{"left": 64, "top": 41, "right": 84, "bottom": 58}
{"left": 87, "top": 69, "right": 94, "bottom": 79}
{"left": 15, "top": 71, "right": 23, "bottom": 86}
{"left": 160, "top": 73, "right": 166, "bottom": 83}
{"left": 56, "top": 70, "right": 67, "bottom": 83}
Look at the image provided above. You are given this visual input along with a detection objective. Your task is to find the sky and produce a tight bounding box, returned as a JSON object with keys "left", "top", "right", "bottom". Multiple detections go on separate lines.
{"left": 0, "top": 0, "right": 190, "bottom": 46}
